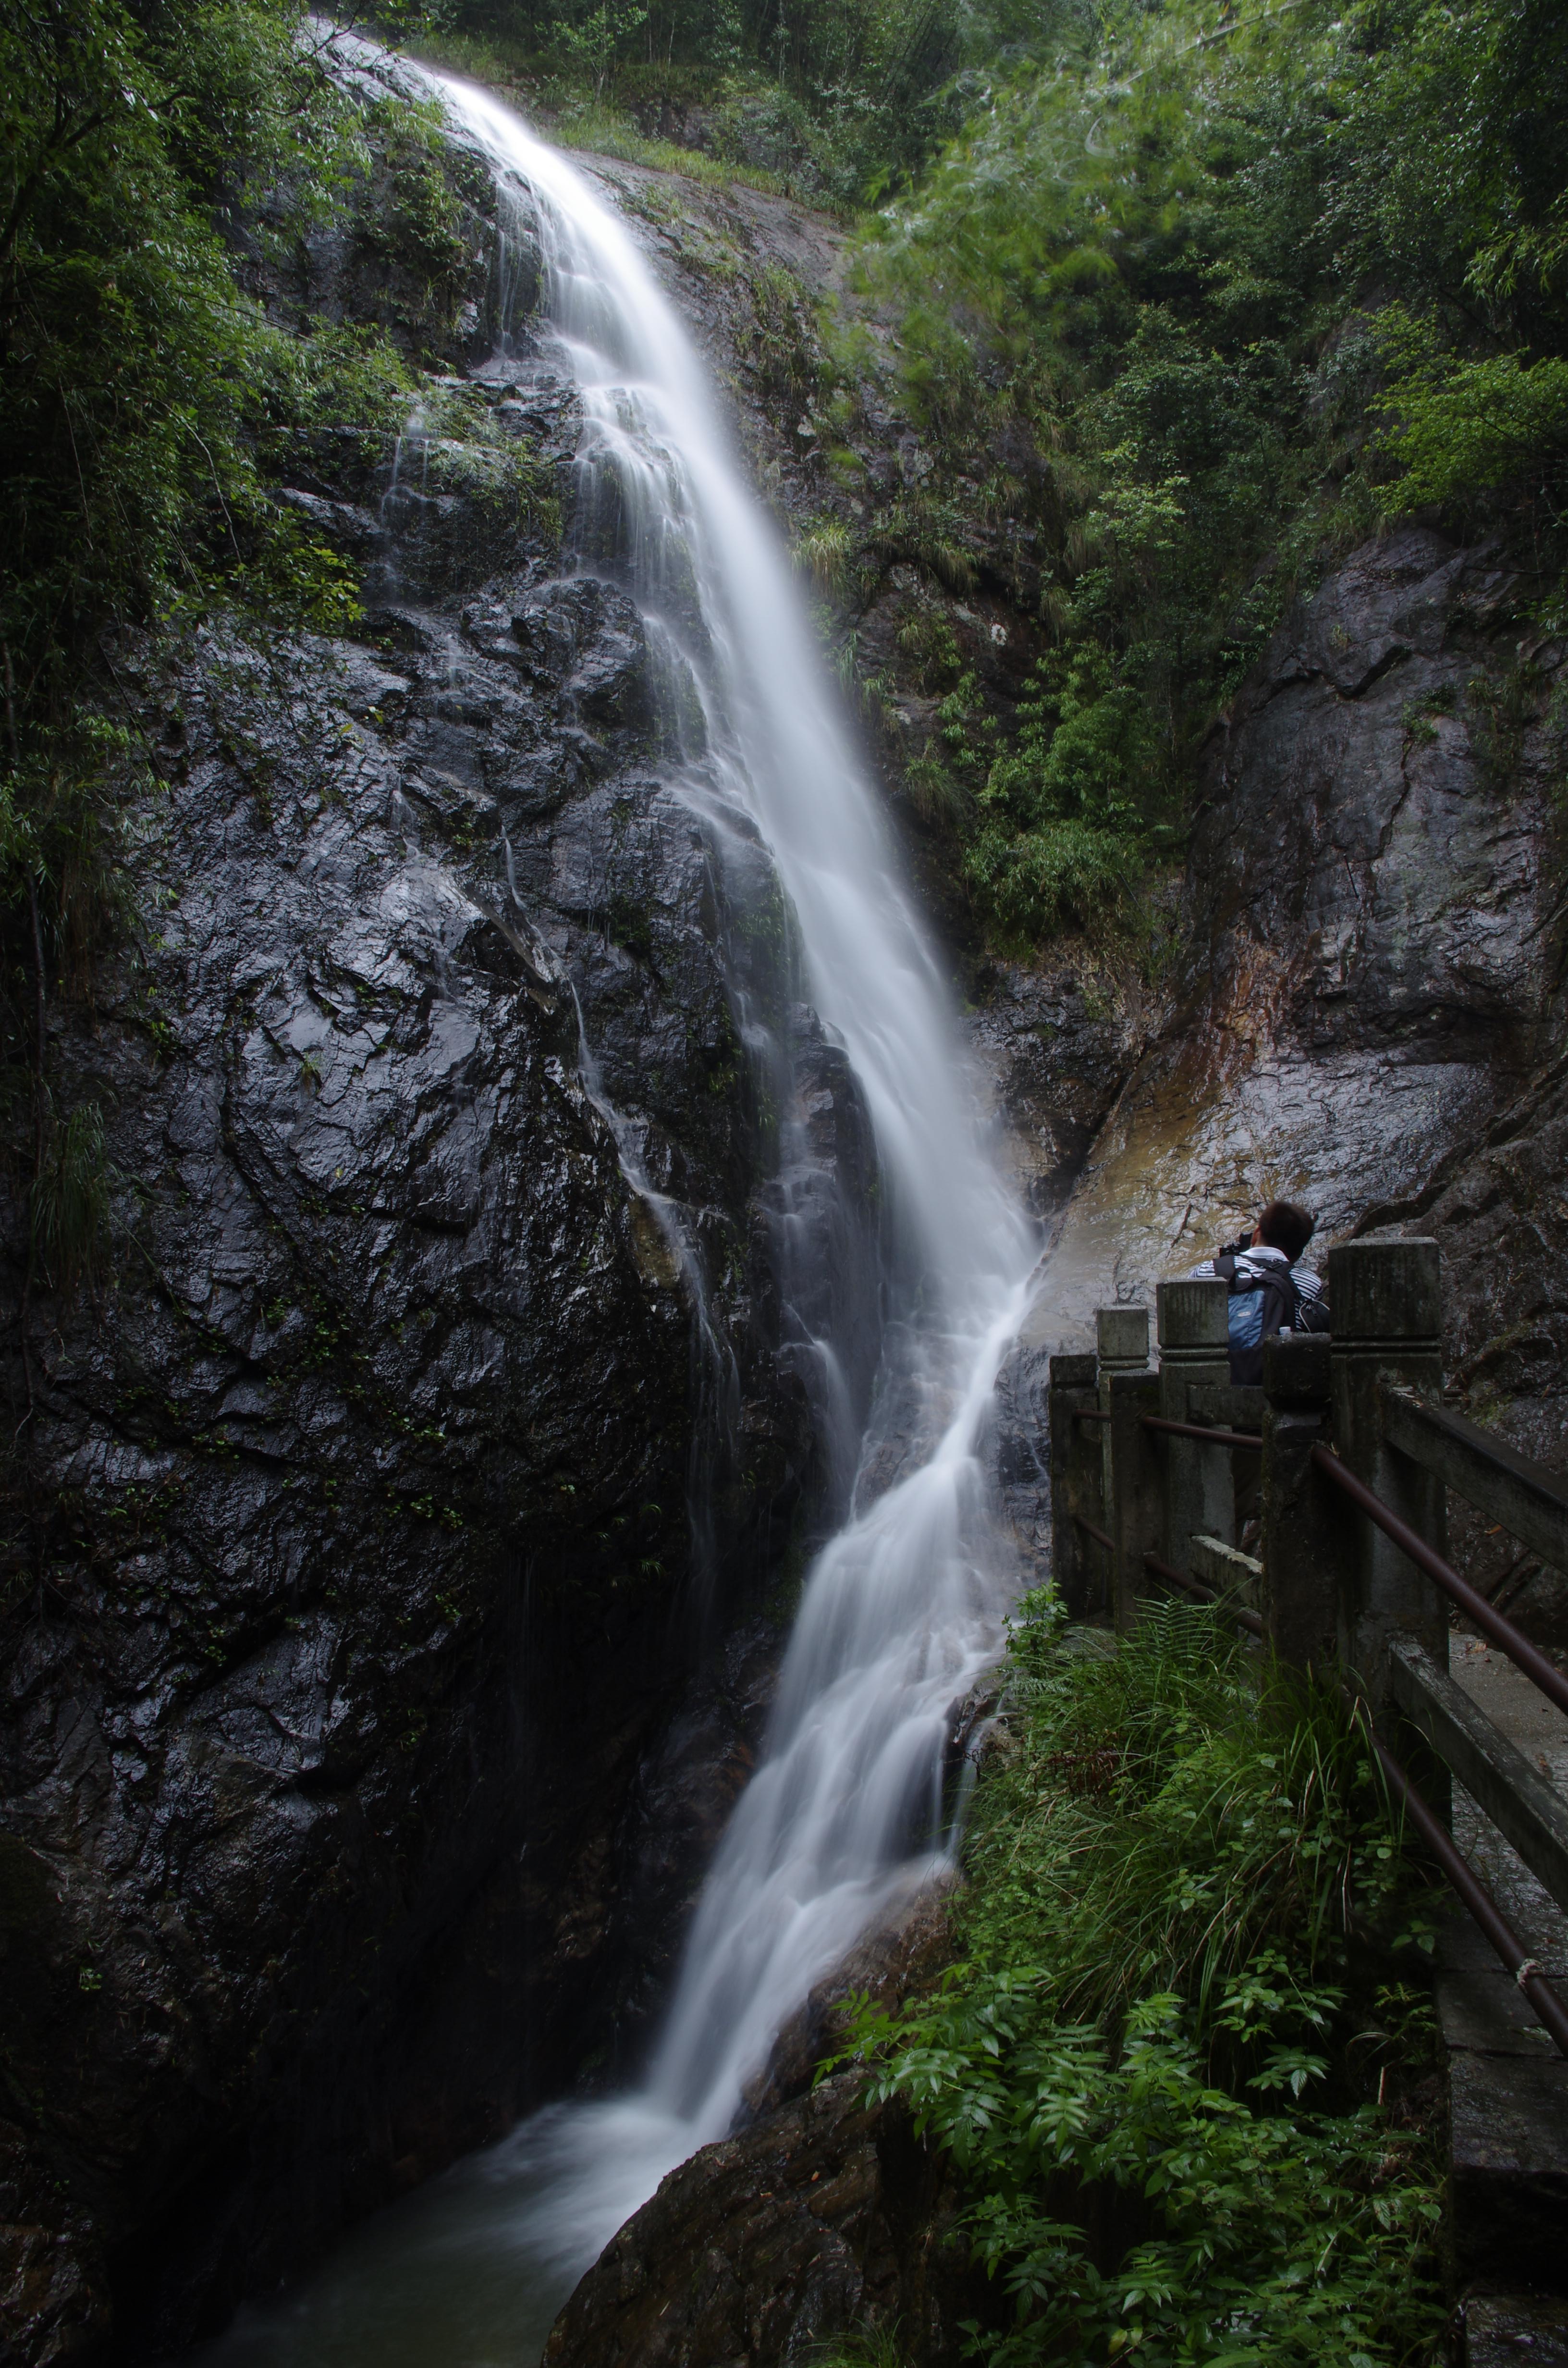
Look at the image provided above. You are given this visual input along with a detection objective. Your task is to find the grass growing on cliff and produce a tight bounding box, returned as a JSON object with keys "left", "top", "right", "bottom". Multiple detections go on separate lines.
{"left": 833, "top": 1593, "right": 1446, "bottom": 2367}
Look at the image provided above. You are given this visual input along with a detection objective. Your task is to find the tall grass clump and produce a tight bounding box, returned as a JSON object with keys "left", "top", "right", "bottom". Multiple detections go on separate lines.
{"left": 833, "top": 1592, "right": 1446, "bottom": 2368}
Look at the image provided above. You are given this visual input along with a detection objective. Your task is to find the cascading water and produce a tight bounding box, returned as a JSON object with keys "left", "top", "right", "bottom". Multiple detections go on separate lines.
{"left": 196, "top": 43, "right": 1035, "bottom": 2366}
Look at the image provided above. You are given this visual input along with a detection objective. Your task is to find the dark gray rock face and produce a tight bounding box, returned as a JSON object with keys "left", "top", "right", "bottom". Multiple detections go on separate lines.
{"left": 541, "top": 2072, "right": 987, "bottom": 2368}
{"left": 1189, "top": 527, "right": 1548, "bottom": 1069}
{"left": 0, "top": 156, "right": 874, "bottom": 2368}
{"left": 542, "top": 1887, "right": 981, "bottom": 2368}
{"left": 1026, "top": 526, "right": 1565, "bottom": 1353}
{"left": 968, "top": 959, "right": 1159, "bottom": 1231}
{"left": 1352, "top": 1049, "right": 1568, "bottom": 1649}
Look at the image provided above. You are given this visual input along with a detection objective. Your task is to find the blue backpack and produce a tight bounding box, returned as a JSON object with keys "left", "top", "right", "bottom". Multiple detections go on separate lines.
{"left": 1213, "top": 1252, "right": 1300, "bottom": 1386}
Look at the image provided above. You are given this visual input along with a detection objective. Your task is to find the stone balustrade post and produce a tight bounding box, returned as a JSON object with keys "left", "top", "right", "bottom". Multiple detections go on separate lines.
{"left": 1097, "top": 1307, "right": 1160, "bottom": 1634}
{"left": 1049, "top": 1351, "right": 1102, "bottom": 1619}
{"left": 1328, "top": 1240, "right": 1448, "bottom": 1709}
{"left": 1157, "top": 1279, "right": 1232, "bottom": 1577}
{"left": 1260, "top": 1331, "right": 1338, "bottom": 1677}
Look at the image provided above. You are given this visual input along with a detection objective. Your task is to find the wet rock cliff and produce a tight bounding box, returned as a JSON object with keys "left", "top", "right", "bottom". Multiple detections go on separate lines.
{"left": 0, "top": 112, "right": 872, "bottom": 2368}
{"left": 1017, "top": 524, "right": 1566, "bottom": 1343}
{"left": 542, "top": 1882, "right": 986, "bottom": 2368}
{"left": 4, "top": 61, "right": 1567, "bottom": 2368}
{"left": 526, "top": 525, "right": 1568, "bottom": 2368}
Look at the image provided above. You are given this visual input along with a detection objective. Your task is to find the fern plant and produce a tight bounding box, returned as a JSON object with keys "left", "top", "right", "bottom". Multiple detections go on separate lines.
{"left": 829, "top": 1594, "right": 1446, "bottom": 2368}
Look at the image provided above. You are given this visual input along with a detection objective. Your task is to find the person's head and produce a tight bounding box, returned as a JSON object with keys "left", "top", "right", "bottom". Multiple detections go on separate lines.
{"left": 1250, "top": 1199, "right": 1315, "bottom": 1261}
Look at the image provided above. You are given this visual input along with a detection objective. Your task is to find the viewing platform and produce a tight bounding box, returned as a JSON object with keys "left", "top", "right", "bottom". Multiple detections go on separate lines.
{"left": 1047, "top": 1241, "right": 1568, "bottom": 2361}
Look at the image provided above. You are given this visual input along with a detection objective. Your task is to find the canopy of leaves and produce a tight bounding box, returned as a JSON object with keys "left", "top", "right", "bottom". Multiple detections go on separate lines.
{"left": 419, "top": 0, "right": 1073, "bottom": 202}
{"left": 834, "top": 0, "right": 1568, "bottom": 946}
{"left": 2, "top": 1, "right": 356, "bottom": 728}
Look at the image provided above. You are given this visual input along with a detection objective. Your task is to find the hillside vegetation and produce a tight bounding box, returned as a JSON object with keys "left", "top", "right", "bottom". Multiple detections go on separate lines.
{"left": 823, "top": 0, "right": 1568, "bottom": 946}
{"left": 0, "top": 0, "right": 483, "bottom": 1284}
{"left": 428, "top": 0, "right": 1568, "bottom": 948}
{"left": 6, "top": 0, "right": 1566, "bottom": 1149}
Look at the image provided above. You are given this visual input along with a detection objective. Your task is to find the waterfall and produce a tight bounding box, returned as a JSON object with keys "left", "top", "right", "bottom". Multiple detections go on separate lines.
{"left": 197, "top": 45, "right": 1035, "bottom": 2366}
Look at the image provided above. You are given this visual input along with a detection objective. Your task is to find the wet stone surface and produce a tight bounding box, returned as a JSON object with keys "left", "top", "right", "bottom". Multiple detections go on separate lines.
{"left": 1023, "top": 526, "right": 1565, "bottom": 1356}
{"left": 541, "top": 2068, "right": 990, "bottom": 2368}
{"left": 0, "top": 163, "right": 878, "bottom": 2366}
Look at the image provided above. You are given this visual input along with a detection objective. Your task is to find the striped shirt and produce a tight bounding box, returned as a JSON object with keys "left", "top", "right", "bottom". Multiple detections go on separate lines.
{"left": 1189, "top": 1244, "right": 1325, "bottom": 1311}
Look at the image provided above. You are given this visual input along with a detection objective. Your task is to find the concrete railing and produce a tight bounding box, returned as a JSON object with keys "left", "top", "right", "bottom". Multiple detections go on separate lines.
{"left": 1048, "top": 1237, "right": 1568, "bottom": 2059}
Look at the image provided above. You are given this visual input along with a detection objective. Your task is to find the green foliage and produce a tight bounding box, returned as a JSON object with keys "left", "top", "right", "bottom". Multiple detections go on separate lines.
{"left": 829, "top": 0, "right": 1568, "bottom": 953}
{"left": 256, "top": 317, "right": 415, "bottom": 470}
{"left": 415, "top": 379, "right": 565, "bottom": 550}
{"left": 0, "top": 713, "right": 141, "bottom": 998}
{"left": 747, "top": 260, "right": 821, "bottom": 410}
{"left": 1, "top": 0, "right": 354, "bottom": 722}
{"left": 836, "top": 1, "right": 1347, "bottom": 940}
{"left": 963, "top": 817, "right": 1130, "bottom": 940}
{"left": 796, "top": 518, "right": 854, "bottom": 595}
{"left": 432, "top": 0, "right": 1070, "bottom": 203}
{"left": 1372, "top": 309, "right": 1568, "bottom": 510}
{"left": 809, "top": 2332, "right": 911, "bottom": 2368}
{"left": 963, "top": 646, "right": 1164, "bottom": 935}
{"left": 551, "top": 0, "right": 648, "bottom": 100}
{"left": 0, "top": 0, "right": 430, "bottom": 1276}
{"left": 832, "top": 1596, "right": 1445, "bottom": 2368}
{"left": 896, "top": 601, "right": 962, "bottom": 691}
{"left": 362, "top": 92, "right": 477, "bottom": 282}
{"left": 1329, "top": 0, "right": 1568, "bottom": 342}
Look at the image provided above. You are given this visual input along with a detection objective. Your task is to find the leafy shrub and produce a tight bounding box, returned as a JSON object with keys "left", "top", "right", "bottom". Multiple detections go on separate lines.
{"left": 833, "top": 1596, "right": 1446, "bottom": 2368}
{"left": 1372, "top": 314, "right": 1568, "bottom": 509}
{"left": 797, "top": 519, "right": 854, "bottom": 595}
{"left": 836, "top": 0, "right": 1568, "bottom": 955}
{"left": 963, "top": 819, "right": 1130, "bottom": 939}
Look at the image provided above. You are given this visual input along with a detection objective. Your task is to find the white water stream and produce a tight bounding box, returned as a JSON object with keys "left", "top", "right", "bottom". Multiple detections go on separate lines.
{"left": 198, "top": 49, "right": 1034, "bottom": 2365}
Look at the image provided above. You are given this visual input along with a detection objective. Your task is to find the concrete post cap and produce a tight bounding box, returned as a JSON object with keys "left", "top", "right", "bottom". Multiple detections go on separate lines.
{"left": 1327, "top": 1239, "right": 1441, "bottom": 1343}
{"left": 1157, "top": 1276, "right": 1230, "bottom": 1351}
{"left": 1263, "top": 1330, "right": 1331, "bottom": 1404}
{"left": 1096, "top": 1305, "right": 1150, "bottom": 1366}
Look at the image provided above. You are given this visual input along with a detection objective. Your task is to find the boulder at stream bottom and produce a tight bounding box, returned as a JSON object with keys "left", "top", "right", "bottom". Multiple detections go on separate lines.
{"left": 541, "top": 2073, "right": 986, "bottom": 2368}
{"left": 544, "top": 1877, "right": 979, "bottom": 2367}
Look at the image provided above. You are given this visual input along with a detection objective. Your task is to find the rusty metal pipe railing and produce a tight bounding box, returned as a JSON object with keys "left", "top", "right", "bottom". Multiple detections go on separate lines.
{"left": 1143, "top": 1551, "right": 1265, "bottom": 1639}
{"left": 1142, "top": 1414, "right": 1262, "bottom": 1450}
{"left": 1073, "top": 1511, "right": 1115, "bottom": 1554}
{"left": 1075, "top": 1409, "right": 1111, "bottom": 1425}
{"left": 1353, "top": 1704, "right": 1568, "bottom": 2060}
{"left": 1311, "top": 1444, "right": 1568, "bottom": 1721}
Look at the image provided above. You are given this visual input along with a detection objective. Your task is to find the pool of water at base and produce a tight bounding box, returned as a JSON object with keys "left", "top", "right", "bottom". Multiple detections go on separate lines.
{"left": 187, "top": 2112, "right": 594, "bottom": 2368}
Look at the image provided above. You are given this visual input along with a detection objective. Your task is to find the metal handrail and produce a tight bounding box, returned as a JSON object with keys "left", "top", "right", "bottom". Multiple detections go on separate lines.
{"left": 1353, "top": 1701, "right": 1568, "bottom": 2060}
{"left": 1142, "top": 1415, "right": 1262, "bottom": 1450}
{"left": 1311, "top": 1443, "right": 1568, "bottom": 1721}
{"left": 1383, "top": 1384, "right": 1568, "bottom": 1574}
{"left": 1052, "top": 1318, "right": 1568, "bottom": 2060}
